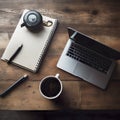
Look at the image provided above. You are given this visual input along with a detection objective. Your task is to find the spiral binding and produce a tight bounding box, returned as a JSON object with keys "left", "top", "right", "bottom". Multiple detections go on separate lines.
{"left": 34, "top": 18, "right": 58, "bottom": 72}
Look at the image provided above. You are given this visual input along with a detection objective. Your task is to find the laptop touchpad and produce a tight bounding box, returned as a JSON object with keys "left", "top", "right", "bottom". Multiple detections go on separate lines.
{"left": 73, "top": 62, "right": 91, "bottom": 80}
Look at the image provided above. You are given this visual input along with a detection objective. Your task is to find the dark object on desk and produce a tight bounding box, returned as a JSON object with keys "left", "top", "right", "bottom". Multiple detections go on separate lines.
{"left": 39, "top": 74, "right": 63, "bottom": 100}
{"left": 7, "top": 44, "right": 23, "bottom": 64}
{"left": 21, "top": 10, "right": 53, "bottom": 32}
{"left": 0, "top": 74, "right": 28, "bottom": 97}
{"left": 57, "top": 27, "right": 120, "bottom": 89}
{"left": 21, "top": 10, "right": 43, "bottom": 32}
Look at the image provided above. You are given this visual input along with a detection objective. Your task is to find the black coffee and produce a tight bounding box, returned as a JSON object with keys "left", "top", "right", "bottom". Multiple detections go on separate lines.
{"left": 41, "top": 77, "right": 61, "bottom": 97}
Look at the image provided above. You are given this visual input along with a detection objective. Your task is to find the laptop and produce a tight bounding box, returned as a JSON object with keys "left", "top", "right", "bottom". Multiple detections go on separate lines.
{"left": 57, "top": 27, "right": 120, "bottom": 89}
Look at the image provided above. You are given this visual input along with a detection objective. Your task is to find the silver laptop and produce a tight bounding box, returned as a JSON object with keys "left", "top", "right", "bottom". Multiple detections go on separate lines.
{"left": 57, "top": 27, "right": 120, "bottom": 89}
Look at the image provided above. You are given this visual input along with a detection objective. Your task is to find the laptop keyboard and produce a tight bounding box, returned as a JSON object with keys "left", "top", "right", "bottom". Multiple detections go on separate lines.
{"left": 66, "top": 42, "right": 112, "bottom": 74}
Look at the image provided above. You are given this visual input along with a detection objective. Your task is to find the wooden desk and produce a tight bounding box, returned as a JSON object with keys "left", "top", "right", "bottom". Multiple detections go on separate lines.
{"left": 0, "top": 0, "right": 120, "bottom": 110}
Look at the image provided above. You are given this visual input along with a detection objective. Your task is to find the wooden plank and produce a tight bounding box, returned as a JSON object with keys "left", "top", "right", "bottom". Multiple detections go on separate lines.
{"left": 1, "top": 80, "right": 120, "bottom": 110}
{"left": 80, "top": 81, "right": 120, "bottom": 109}
{"left": 0, "top": 81, "right": 81, "bottom": 110}
{"left": 0, "top": 55, "right": 119, "bottom": 82}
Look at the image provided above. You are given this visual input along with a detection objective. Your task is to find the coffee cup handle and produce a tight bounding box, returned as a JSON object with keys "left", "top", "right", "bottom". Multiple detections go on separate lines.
{"left": 55, "top": 73, "right": 59, "bottom": 79}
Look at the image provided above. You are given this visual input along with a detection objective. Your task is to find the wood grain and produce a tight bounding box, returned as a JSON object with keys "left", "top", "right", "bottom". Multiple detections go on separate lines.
{"left": 0, "top": 0, "right": 120, "bottom": 110}
{"left": 0, "top": 80, "right": 81, "bottom": 110}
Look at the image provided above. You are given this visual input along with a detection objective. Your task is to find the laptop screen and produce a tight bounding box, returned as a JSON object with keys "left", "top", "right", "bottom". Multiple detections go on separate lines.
{"left": 68, "top": 27, "right": 120, "bottom": 60}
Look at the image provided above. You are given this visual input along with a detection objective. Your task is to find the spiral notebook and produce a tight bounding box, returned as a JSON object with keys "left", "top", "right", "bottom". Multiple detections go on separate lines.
{"left": 1, "top": 9, "right": 58, "bottom": 73}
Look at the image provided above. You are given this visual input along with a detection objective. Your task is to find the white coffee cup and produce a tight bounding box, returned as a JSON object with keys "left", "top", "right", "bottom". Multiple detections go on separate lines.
{"left": 39, "top": 74, "right": 63, "bottom": 100}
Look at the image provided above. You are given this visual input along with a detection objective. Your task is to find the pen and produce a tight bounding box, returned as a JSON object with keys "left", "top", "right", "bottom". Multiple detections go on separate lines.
{"left": 0, "top": 74, "right": 28, "bottom": 97}
{"left": 7, "top": 44, "right": 23, "bottom": 64}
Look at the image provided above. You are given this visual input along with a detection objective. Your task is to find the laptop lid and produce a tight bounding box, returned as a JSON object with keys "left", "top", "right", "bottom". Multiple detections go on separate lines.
{"left": 68, "top": 27, "right": 120, "bottom": 60}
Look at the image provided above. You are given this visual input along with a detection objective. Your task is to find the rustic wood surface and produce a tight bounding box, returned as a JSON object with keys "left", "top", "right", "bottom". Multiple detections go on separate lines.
{"left": 0, "top": 0, "right": 120, "bottom": 110}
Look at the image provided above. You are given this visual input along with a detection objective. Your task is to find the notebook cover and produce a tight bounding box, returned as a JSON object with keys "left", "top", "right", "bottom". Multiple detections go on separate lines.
{"left": 1, "top": 9, "right": 58, "bottom": 73}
